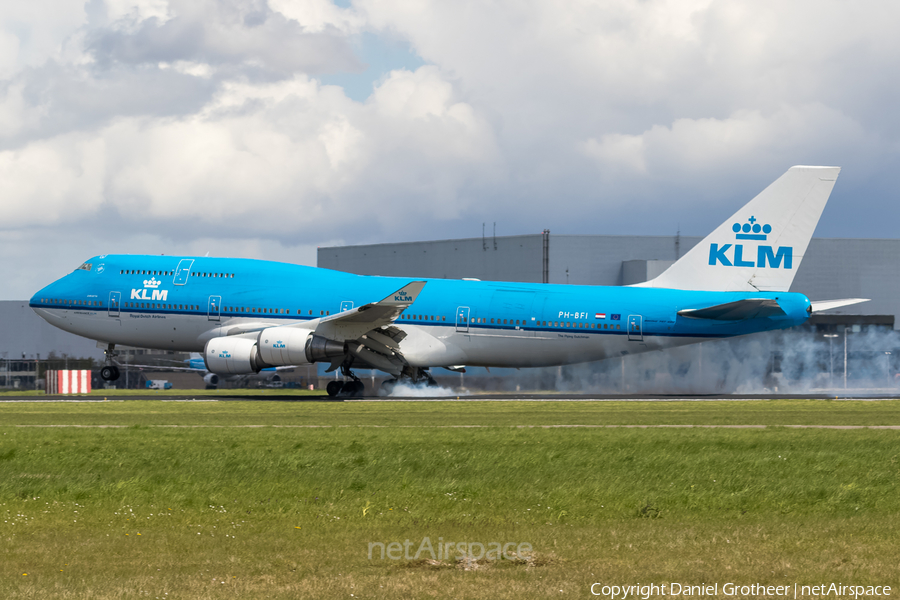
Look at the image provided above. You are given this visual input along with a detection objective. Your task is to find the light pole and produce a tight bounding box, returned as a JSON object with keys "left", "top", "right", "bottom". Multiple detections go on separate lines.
{"left": 824, "top": 334, "right": 838, "bottom": 389}
{"left": 843, "top": 326, "right": 849, "bottom": 389}
{"left": 885, "top": 352, "right": 892, "bottom": 387}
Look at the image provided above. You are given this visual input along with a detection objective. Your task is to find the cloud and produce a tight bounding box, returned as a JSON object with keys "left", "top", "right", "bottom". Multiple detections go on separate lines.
{"left": 2, "top": 0, "right": 900, "bottom": 299}
{"left": 0, "top": 66, "right": 499, "bottom": 243}
{"left": 87, "top": 0, "right": 362, "bottom": 76}
{"left": 583, "top": 103, "right": 875, "bottom": 184}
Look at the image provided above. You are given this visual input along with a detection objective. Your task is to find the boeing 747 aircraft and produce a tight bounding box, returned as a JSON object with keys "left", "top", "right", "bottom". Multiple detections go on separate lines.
{"left": 31, "top": 166, "right": 866, "bottom": 396}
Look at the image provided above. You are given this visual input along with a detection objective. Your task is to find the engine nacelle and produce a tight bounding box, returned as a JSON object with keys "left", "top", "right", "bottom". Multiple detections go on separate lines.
{"left": 204, "top": 337, "right": 270, "bottom": 374}
{"left": 257, "top": 327, "right": 316, "bottom": 366}
{"left": 203, "top": 373, "right": 219, "bottom": 386}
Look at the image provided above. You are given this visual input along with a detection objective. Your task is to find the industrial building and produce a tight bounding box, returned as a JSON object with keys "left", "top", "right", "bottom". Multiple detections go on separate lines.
{"left": 319, "top": 233, "right": 900, "bottom": 393}
{"left": 318, "top": 232, "right": 900, "bottom": 325}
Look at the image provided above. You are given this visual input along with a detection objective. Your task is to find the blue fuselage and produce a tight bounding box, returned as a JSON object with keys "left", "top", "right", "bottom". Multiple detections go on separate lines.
{"left": 30, "top": 255, "right": 811, "bottom": 368}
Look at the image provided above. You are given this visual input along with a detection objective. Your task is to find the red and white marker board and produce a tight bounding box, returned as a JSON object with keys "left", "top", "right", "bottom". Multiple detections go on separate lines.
{"left": 45, "top": 370, "right": 92, "bottom": 394}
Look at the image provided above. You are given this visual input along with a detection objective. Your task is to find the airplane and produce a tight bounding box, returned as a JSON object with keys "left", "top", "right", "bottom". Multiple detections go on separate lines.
{"left": 30, "top": 166, "right": 867, "bottom": 397}
{"left": 125, "top": 352, "right": 292, "bottom": 389}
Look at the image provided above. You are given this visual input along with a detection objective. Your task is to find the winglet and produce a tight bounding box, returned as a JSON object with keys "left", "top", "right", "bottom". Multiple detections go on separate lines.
{"left": 378, "top": 281, "right": 426, "bottom": 307}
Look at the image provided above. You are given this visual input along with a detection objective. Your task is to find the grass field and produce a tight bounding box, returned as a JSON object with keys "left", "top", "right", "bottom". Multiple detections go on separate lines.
{"left": 1, "top": 400, "right": 898, "bottom": 599}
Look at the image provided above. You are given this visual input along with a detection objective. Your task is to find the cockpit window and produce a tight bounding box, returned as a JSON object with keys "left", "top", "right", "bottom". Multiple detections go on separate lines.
{"left": 77, "top": 263, "right": 92, "bottom": 271}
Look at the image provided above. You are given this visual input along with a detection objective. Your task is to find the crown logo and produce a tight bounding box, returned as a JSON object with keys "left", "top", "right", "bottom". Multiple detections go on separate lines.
{"left": 732, "top": 216, "right": 771, "bottom": 240}
{"left": 143, "top": 277, "right": 161, "bottom": 289}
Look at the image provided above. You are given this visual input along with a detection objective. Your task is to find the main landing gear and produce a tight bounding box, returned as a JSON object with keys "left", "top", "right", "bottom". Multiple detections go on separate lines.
{"left": 100, "top": 343, "right": 121, "bottom": 381}
{"left": 325, "top": 365, "right": 366, "bottom": 398}
{"left": 379, "top": 367, "right": 438, "bottom": 395}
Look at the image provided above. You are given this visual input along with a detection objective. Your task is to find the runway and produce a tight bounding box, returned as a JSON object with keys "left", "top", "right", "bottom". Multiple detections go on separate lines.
{"left": 3, "top": 392, "right": 900, "bottom": 402}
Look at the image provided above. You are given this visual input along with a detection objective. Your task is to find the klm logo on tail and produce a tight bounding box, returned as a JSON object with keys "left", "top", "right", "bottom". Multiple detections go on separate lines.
{"left": 708, "top": 217, "right": 792, "bottom": 269}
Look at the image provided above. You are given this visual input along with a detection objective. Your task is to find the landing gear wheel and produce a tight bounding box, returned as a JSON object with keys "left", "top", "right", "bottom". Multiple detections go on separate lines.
{"left": 326, "top": 381, "right": 344, "bottom": 397}
{"left": 100, "top": 366, "right": 120, "bottom": 381}
{"left": 380, "top": 379, "right": 397, "bottom": 395}
{"left": 343, "top": 380, "right": 365, "bottom": 397}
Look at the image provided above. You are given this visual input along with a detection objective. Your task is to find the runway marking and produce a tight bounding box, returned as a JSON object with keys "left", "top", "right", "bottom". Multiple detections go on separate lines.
{"left": 8, "top": 424, "right": 900, "bottom": 429}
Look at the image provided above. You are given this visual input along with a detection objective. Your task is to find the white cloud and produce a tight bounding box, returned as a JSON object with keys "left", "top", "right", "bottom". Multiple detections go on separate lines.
{"left": 584, "top": 104, "right": 875, "bottom": 186}
{"left": 105, "top": 0, "right": 172, "bottom": 30}
{"left": 0, "top": 2, "right": 86, "bottom": 71}
{"left": 0, "top": 66, "right": 499, "bottom": 239}
{"left": 158, "top": 60, "right": 214, "bottom": 78}
{"left": 2, "top": 0, "right": 900, "bottom": 299}
{"left": 268, "top": 0, "right": 363, "bottom": 34}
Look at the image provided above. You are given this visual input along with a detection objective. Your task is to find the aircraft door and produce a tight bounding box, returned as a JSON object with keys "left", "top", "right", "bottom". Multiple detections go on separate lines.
{"left": 173, "top": 259, "right": 194, "bottom": 285}
{"left": 108, "top": 291, "right": 121, "bottom": 318}
{"left": 208, "top": 295, "right": 222, "bottom": 321}
{"left": 340, "top": 301, "right": 354, "bottom": 312}
{"left": 627, "top": 315, "right": 643, "bottom": 341}
{"left": 456, "top": 306, "right": 470, "bottom": 333}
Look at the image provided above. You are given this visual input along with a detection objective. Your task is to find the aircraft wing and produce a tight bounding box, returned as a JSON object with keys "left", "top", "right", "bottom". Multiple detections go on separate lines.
{"left": 677, "top": 298, "right": 786, "bottom": 321}
{"left": 315, "top": 281, "right": 426, "bottom": 341}
{"left": 208, "top": 322, "right": 283, "bottom": 337}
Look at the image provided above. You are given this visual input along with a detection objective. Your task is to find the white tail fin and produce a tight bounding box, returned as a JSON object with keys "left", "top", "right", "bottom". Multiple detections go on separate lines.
{"left": 636, "top": 166, "right": 840, "bottom": 292}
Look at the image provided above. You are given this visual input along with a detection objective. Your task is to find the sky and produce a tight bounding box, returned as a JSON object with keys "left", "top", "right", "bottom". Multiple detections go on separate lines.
{"left": 2, "top": 0, "right": 899, "bottom": 299}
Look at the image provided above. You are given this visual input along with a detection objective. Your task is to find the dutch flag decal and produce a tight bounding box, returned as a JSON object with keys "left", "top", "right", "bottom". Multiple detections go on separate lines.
{"left": 595, "top": 313, "right": 606, "bottom": 319}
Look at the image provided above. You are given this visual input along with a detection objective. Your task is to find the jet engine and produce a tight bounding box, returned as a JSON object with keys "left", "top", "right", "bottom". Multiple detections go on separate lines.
{"left": 206, "top": 328, "right": 349, "bottom": 374}
{"left": 203, "top": 373, "right": 219, "bottom": 388}
{"left": 204, "top": 337, "right": 271, "bottom": 374}
{"left": 256, "top": 327, "right": 344, "bottom": 366}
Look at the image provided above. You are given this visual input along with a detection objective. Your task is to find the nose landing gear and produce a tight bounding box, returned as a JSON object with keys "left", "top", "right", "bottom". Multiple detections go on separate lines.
{"left": 100, "top": 365, "right": 120, "bottom": 381}
{"left": 100, "top": 343, "right": 121, "bottom": 381}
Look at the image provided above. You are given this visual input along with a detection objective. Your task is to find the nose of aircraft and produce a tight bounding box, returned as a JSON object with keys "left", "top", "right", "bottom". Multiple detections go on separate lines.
{"left": 30, "top": 282, "right": 55, "bottom": 309}
{"left": 29, "top": 278, "right": 69, "bottom": 322}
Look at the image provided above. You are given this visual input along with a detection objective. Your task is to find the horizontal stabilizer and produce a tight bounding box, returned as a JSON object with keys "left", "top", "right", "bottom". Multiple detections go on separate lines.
{"left": 678, "top": 298, "right": 785, "bottom": 321}
{"left": 810, "top": 298, "right": 869, "bottom": 313}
